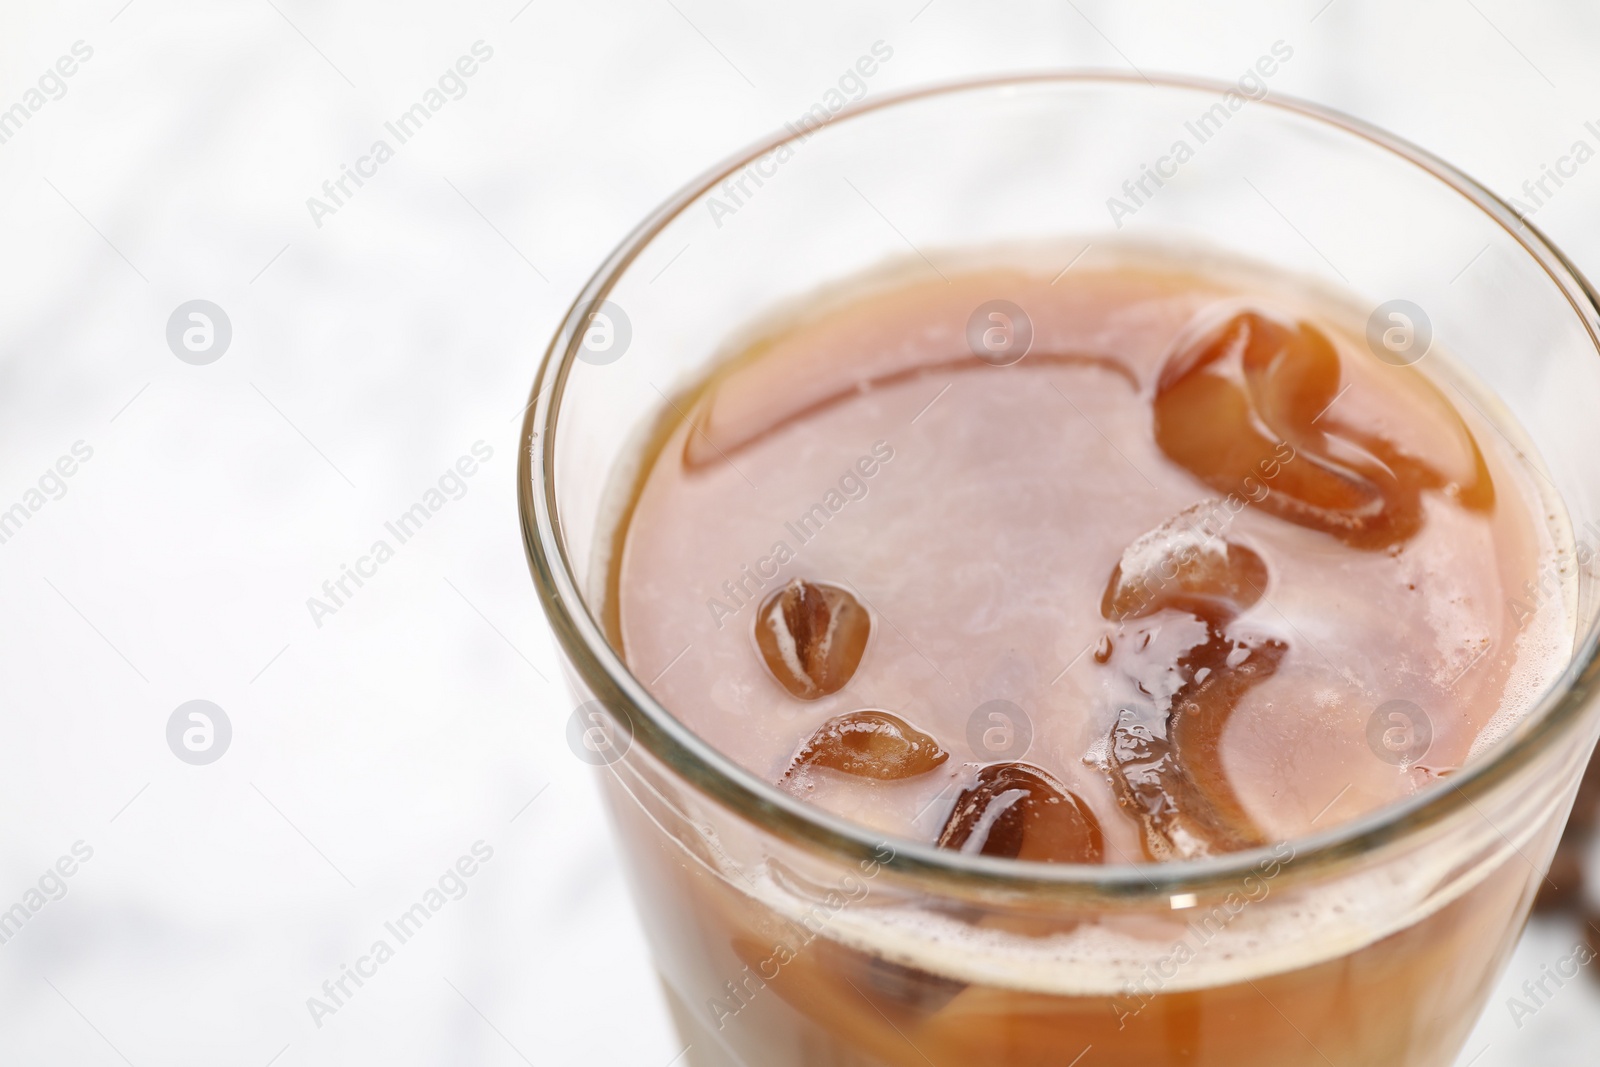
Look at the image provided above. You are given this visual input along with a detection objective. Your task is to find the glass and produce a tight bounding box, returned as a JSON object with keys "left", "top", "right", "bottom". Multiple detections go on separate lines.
{"left": 518, "top": 75, "right": 1600, "bottom": 1065}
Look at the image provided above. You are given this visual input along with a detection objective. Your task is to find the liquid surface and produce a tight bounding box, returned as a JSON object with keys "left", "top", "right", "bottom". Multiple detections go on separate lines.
{"left": 615, "top": 259, "right": 1567, "bottom": 864}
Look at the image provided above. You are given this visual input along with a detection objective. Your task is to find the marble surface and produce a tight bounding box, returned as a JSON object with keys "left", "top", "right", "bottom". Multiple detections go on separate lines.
{"left": 0, "top": 0, "right": 1597, "bottom": 1063}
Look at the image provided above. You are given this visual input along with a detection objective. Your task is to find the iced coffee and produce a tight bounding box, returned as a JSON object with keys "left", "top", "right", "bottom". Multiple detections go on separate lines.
{"left": 601, "top": 253, "right": 1573, "bottom": 1065}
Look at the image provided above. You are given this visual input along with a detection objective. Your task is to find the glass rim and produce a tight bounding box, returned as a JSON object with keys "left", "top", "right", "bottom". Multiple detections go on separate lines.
{"left": 518, "top": 72, "right": 1600, "bottom": 899}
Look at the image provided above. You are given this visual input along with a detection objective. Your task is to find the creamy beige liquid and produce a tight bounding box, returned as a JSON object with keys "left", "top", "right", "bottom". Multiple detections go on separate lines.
{"left": 615, "top": 257, "right": 1567, "bottom": 859}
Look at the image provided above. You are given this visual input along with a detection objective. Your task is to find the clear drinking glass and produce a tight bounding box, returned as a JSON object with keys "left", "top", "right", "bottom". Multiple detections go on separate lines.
{"left": 518, "top": 75, "right": 1600, "bottom": 1066}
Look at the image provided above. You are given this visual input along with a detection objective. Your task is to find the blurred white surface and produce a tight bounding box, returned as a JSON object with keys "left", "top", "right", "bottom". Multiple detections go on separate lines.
{"left": 0, "top": 1, "right": 1597, "bottom": 1064}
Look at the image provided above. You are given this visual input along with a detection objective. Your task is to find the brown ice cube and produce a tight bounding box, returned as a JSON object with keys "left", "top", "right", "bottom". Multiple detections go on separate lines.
{"left": 836, "top": 949, "right": 967, "bottom": 1019}
{"left": 1101, "top": 503, "right": 1269, "bottom": 622}
{"left": 1153, "top": 307, "right": 1492, "bottom": 550}
{"left": 936, "top": 762, "right": 1104, "bottom": 864}
{"left": 1105, "top": 620, "right": 1286, "bottom": 862}
{"left": 785, "top": 710, "right": 949, "bottom": 781}
{"left": 729, "top": 931, "right": 967, "bottom": 1043}
{"left": 755, "top": 579, "right": 870, "bottom": 699}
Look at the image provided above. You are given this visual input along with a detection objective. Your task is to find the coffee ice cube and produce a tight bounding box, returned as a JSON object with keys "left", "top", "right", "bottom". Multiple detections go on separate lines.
{"left": 756, "top": 579, "right": 871, "bottom": 699}
{"left": 936, "top": 762, "right": 1104, "bottom": 864}
{"left": 786, "top": 710, "right": 949, "bottom": 782}
{"left": 1153, "top": 308, "right": 1483, "bottom": 549}
{"left": 1106, "top": 622, "right": 1286, "bottom": 861}
{"left": 1102, "top": 503, "right": 1269, "bottom": 622}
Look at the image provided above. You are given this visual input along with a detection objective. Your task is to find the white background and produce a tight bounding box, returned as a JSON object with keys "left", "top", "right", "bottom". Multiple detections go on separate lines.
{"left": 0, "top": 1, "right": 1597, "bottom": 1064}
